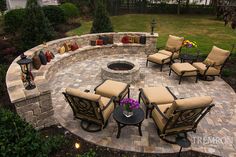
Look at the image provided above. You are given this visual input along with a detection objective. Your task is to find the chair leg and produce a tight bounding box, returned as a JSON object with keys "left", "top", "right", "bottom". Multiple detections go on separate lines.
{"left": 146, "top": 107, "right": 149, "bottom": 119}
{"left": 127, "top": 88, "right": 130, "bottom": 98}
{"left": 169, "top": 68, "right": 172, "bottom": 76}
{"left": 160, "top": 64, "right": 163, "bottom": 72}
{"left": 195, "top": 75, "right": 198, "bottom": 83}
{"left": 138, "top": 92, "right": 141, "bottom": 103}
{"left": 179, "top": 75, "right": 182, "bottom": 84}
{"left": 146, "top": 60, "right": 148, "bottom": 67}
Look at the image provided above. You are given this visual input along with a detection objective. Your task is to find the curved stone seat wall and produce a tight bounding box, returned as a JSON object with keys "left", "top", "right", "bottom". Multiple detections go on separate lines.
{"left": 6, "top": 32, "right": 158, "bottom": 129}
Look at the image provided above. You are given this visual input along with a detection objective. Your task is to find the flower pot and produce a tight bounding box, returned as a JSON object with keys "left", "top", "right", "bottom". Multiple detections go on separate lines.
{"left": 123, "top": 110, "right": 133, "bottom": 118}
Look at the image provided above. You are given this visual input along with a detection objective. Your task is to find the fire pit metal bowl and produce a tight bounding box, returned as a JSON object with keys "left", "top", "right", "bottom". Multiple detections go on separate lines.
{"left": 101, "top": 60, "right": 140, "bottom": 83}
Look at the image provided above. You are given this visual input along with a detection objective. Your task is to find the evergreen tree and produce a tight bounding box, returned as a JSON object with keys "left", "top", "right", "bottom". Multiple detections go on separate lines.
{"left": 90, "top": 0, "right": 113, "bottom": 33}
{"left": 0, "top": 0, "right": 6, "bottom": 15}
{"left": 21, "top": 0, "right": 55, "bottom": 50}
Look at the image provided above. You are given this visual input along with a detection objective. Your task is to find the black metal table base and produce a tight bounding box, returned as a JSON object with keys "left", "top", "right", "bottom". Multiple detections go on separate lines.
{"left": 116, "top": 121, "right": 143, "bottom": 138}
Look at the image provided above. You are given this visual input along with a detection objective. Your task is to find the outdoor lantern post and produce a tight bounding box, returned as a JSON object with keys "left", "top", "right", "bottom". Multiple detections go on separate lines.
{"left": 150, "top": 19, "right": 156, "bottom": 35}
{"left": 17, "top": 53, "right": 36, "bottom": 90}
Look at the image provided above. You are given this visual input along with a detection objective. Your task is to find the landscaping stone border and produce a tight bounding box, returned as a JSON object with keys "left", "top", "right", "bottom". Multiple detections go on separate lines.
{"left": 6, "top": 32, "right": 158, "bottom": 129}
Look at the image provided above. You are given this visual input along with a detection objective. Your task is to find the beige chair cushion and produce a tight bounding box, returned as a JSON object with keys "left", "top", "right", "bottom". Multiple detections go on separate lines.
{"left": 142, "top": 86, "right": 175, "bottom": 104}
{"left": 95, "top": 80, "right": 128, "bottom": 98}
{"left": 207, "top": 46, "right": 230, "bottom": 67}
{"left": 66, "top": 88, "right": 101, "bottom": 101}
{"left": 165, "top": 35, "right": 184, "bottom": 53}
{"left": 101, "top": 97, "right": 114, "bottom": 122}
{"left": 159, "top": 49, "right": 179, "bottom": 59}
{"left": 152, "top": 104, "right": 195, "bottom": 134}
{"left": 147, "top": 53, "right": 170, "bottom": 64}
{"left": 165, "top": 96, "right": 213, "bottom": 118}
{"left": 192, "top": 62, "right": 220, "bottom": 75}
{"left": 171, "top": 63, "right": 197, "bottom": 76}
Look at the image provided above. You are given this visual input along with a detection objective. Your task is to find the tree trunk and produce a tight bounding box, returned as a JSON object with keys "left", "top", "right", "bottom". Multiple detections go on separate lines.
{"left": 177, "top": 0, "right": 181, "bottom": 15}
{"left": 205, "top": 0, "right": 208, "bottom": 5}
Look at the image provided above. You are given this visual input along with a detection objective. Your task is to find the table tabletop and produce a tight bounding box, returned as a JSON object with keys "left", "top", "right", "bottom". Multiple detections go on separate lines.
{"left": 113, "top": 106, "right": 144, "bottom": 125}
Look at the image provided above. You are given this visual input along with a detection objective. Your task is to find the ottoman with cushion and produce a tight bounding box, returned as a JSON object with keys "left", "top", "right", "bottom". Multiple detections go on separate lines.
{"left": 139, "top": 86, "right": 176, "bottom": 118}
{"left": 94, "top": 80, "right": 130, "bottom": 104}
{"left": 170, "top": 62, "right": 198, "bottom": 84}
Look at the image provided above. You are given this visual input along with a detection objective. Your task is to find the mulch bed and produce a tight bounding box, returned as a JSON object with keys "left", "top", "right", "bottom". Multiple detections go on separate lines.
{"left": 41, "top": 125, "right": 218, "bottom": 157}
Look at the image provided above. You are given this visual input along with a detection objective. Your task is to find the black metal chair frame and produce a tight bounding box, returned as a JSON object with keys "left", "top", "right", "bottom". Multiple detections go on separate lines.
{"left": 138, "top": 87, "right": 177, "bottom": 118}
{"left": 63, "top": 91, "right": 115, "bottom": 132}
{"left": 146, "top": 47, "right": 182, "bottom": 72}
{"left": 152, "top": 101, "right": 215, "bottom": 144}
{"left": 169, "top": 66, "right": 199, "bottom": 84}
{"left": 94, "top": 79, "right": 130, "bottom": 105}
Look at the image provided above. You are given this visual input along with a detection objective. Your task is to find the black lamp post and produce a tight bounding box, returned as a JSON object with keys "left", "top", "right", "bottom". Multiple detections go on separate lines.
{"left": 17, "top": 53, "right": 36, "bottom": 90}
{"left": 150, "top": 19, "right": 156, "bottom": 35}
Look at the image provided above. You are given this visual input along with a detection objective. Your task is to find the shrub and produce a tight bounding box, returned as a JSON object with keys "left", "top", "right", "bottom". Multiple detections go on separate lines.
{"left": 0, "top": 64, "right": 7, "bottom": 95}
{"left": 90, "top": 1, "right": 113, "bottom": 33}
{"left": 4, "top": 9, "right": 25, "bottom": 34}
{"left": 0, "top": 109, "right": 65, "bottom": 157}
{"left": 78, "top": 149, "right": 96, "bottom": 157}
{"left": 60, "top": 2, "right": 79, "bottom": 19}
{"left": 42, "top": 5, "right": 65, "bottom": 26}
{"left": 21, "top": 0, "right": 55, "bottom": 50}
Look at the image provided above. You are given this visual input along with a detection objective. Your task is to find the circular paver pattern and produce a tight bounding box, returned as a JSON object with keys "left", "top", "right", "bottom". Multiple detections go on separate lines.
{"left": 50, "top": 53, "right": 236, "bottom": 156}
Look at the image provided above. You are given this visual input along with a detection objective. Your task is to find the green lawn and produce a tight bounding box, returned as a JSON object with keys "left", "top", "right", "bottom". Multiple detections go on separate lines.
{"left": 67, "top": 14, "right": 236, "bottom": 55}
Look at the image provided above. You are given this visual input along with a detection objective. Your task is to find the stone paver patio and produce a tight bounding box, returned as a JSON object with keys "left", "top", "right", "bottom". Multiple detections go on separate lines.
{"left": 50, "top": 53, "right": 236, "bottom": 157}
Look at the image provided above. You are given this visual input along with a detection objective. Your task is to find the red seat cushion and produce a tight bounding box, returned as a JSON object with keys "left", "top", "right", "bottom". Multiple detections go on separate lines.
{"left": 96, "top": 39, "right": 103, "bottom": 45}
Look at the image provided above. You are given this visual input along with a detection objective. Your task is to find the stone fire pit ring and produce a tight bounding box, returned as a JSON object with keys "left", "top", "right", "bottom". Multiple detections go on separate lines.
{"left": 101, "top": 59, "right": 140, "bottom": 83}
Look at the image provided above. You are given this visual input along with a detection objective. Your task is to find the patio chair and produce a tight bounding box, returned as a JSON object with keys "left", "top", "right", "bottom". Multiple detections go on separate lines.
{"left": 63, "top": 87, "right": 115, "bottom": 132}
{"left": 139, "top": 86, "right": 176, "bottom": 118}
{"left": 151, "top": 96, "right": 214, "bottom": 144}
{"left": 146, "top": 35, "right": 184, "bottom": 71}
{"left": 94, "top": 80, "right": 130, "bottom": 105}
{"left": 192, "top": 46, "right": 231, "bottom": 81}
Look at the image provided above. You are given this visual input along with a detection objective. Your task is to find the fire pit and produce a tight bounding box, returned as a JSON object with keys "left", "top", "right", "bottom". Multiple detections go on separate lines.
{"left": 101, "top": 60, "right": 140, "bottom": 83}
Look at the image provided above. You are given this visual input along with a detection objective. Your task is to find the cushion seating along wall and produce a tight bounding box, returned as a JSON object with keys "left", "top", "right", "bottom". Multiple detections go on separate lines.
{"left": 128, "top": 36, "right": 134, "bottom": 43}
{"left": 107, "top": 35, "right": 114, "bottom": 44}
{"left": 165, "top": 35, "right": 184, "bottom": 54}
{"left": 121, "top": 35, "right": 130, "bottom": 44}
{"left": 32, "top": 54, "right": 41, "bottom": 70}
{"left": 45, "top": 51, "right": 52, "bottom": 62}
{"left": 63, "top": 43, "right": 71, "bottom": 52}
{"left": 70, "top": 42, "right": 79, "bottom": 51}
{"left": 96, "top": 39, "right": 103, "bottom": 45}
{"left": 140, "top": 35, "right": 146, "bottom": 44}
{"left": 90, "top": 40, "right": 96, "bottom": 46}
{"left": 99, "top": 35, "right": 109, "bottom": 45}
{"left": 49, "top": 51, "right": 55, "bottom": 59}
{"left": 134, "top": 36, "right": 140, "bottom": 43}
{"left": 38, "top": 51, "right": 47, "bottom": 65}
{"left": 58, "top": 46, "right": 65, "bottom": 54}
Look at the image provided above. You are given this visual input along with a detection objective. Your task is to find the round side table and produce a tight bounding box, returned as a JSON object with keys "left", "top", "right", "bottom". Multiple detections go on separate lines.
{"left": 113, "top": 106, "right": 144, "bottom": 138}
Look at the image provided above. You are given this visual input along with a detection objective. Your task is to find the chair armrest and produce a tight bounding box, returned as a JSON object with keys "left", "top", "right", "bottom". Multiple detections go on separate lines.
{"left": 152, "top": 105, "right": 169, "bottom": 121}
{"left": 101, "top": 96, "right": 115, "bottom": 111}
{"left": 165, "top": 87, "right": 177, "bottom": 100}
{"left": 94, "top": 80, "right": 107, "bottom": 91}
{"left": 118, "top": 84, "right": 130, "bottom": 99}
{"left": 139, "top": 88, "right": 150, "bottom": 104}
